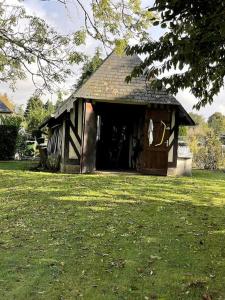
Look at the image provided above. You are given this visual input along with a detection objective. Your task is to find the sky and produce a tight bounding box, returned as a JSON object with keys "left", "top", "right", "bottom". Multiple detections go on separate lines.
{"left": 1, "top": 0, "right": 225, "bottom": 119}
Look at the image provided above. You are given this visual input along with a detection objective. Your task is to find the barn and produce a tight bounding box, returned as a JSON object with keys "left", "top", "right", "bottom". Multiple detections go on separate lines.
{"left": 40, "top": 51, "right": 195, "bottom": 176}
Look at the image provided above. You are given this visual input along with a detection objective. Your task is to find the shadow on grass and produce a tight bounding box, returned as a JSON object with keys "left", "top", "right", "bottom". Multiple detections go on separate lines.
{"left": 0, "top": 160, "right": 38, "bottom": 171}
{"left": 0, "top": 168, "right": 225, "bottom": 299}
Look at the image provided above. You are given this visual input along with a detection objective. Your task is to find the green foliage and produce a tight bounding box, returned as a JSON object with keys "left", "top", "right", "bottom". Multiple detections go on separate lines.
{"left": 55, "top": 90, "right": 64, "bottom": 110}
{"left": 68, "top": 52, "right": 86, "bottom": 64}
{"left": 1, "top": 1, "right": 154, "bottom": 93}
{"left": 0, "top": 125, "right": 18, "bottom": 160}
{"left": 0, "top": 114, "right": 23, "bottom": 129}
{"left": 115, "top": 39, "right": 128, "bottom": 55}
{"left": 0, "top": 163, "right": 225, "bottom": 299}
{"left": 0, "top": 2, "right": 73, "bottom": 92}
{"left": 186, "top": 113, "right": 223, "bottom": 170}
{"left": 126, "top": 0, "right": 225, "bottom": 109}
{"left": 75, "top": 48, "right": 103, "bottom": 89}
{"left": 87, "top": 0, "right": 154, "bottom": 49}
{"left": 44, "top": 100, "right": 55, "bottom": 114}
{"left": 208, "top": 112, "right": 225, "bottom": 136}
{"left": 24, "top": 96, "right": 43, "bottom": 117}
{"left": 24, "top": 96, "right": 55, "bottom": 135}
{"left": 0, "top": 113, "right": 29, "bottom": 156}
{"left": 179, "top": 126, "right": 187, "bottom": 137}
{"left": 189, "top": 113, "right": 206, "bottom": 126}
{"left": 194, "top": 130, "right": 223, "bottom": 170}
{"left": 187, "top": 126, "right": 209, "bottom": 167}
{"left": 73, "top": 29, "right": 87, "bottom": 46}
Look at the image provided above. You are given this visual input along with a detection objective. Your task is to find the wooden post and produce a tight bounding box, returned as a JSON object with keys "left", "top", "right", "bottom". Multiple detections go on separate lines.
{"left": 81, "top": 101, "right": 97, "bottom": 173}
{"left": 61, "top": 113, "right": 70, "bottom": 165}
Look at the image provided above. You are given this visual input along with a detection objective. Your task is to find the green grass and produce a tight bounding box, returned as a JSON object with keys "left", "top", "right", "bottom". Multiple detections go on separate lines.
{"left": 0, "top": 161, "right": 225, "bottom": 300}
{"left": 0, "top": 160, "right": 38, "bottom": 170}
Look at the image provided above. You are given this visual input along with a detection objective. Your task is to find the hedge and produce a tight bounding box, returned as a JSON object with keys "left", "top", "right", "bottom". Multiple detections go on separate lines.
{"left": 0, "top": 125, "right": 18, "bottom": 160}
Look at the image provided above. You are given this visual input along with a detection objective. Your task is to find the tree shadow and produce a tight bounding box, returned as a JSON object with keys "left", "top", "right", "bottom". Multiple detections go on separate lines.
{"left": 1, "top": 169, "right": 225, "bottom": 299}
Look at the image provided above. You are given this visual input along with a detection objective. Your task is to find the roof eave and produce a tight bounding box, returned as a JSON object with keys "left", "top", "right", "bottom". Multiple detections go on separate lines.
{"left": 39, "top": 115, "right": 55, "bottom": 129}
{"left": 178, "top": 105, "right": 196, "bottom": 126}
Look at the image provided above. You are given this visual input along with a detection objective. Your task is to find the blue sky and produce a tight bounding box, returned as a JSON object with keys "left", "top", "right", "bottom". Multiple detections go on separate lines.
{"left": 1, "top": 0, "right": 225, "bottom": 119}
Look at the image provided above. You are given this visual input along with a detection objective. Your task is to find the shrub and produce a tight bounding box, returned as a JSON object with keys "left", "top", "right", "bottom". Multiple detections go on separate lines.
{"left": 0, "top": 125, "right": 18, "bottom": 160}
{"left": 47, "top": 154, "right": 61, "bottom": 171}
{"left": 194, "top": 130, "right": 223, "bottom": 170}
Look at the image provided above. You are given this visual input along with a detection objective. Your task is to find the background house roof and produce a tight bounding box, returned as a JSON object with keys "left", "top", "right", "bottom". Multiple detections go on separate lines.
{"left": 0, "top": 100, "right": 12, "bottom": 113}
{"left": 0, "top": 94, "right": 14, "bottom": 114}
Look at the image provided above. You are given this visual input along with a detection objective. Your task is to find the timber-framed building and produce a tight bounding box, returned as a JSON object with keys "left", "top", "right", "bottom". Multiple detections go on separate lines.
{"left": 40, "top": 51, "right": 194, "bottom": 176}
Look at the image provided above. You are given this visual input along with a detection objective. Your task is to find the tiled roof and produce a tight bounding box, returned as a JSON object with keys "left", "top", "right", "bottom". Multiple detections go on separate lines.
{"left": 0, "top": 101, "right": 11, "bottom": 113}
{"left": 53, "top": 51, "right": 194, "bottom": 126}
{"left": 74, "top": 51, "right": 179, "bottom": 105}
{"left": 55, "top": 51, "right": 179, "bottom": 118}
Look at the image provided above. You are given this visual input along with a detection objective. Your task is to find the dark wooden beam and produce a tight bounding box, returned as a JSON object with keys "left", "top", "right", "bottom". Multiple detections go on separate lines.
{"left": 62, "top": 113, "right": 70, "bottom": 164}
{"left": 75, "top": 100, "right": 79, "bottom": 132}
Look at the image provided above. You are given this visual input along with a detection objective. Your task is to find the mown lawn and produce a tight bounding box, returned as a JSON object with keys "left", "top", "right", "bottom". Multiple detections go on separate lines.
{"left": 0, "top": 162, "right": 225, "bottom": 300}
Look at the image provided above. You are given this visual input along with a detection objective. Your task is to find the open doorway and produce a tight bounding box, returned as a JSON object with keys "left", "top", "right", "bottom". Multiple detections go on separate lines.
{"left": 95, "top": 103, "right": 144, "bottom": 171}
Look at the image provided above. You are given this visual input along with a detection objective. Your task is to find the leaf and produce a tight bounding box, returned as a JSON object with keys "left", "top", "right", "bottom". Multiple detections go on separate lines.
{"left": 153, "top": 21, "right": 159, "bottom": 26}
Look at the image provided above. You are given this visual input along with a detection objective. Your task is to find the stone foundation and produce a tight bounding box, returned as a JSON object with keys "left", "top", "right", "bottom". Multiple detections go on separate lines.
{"left": 60, "top": 163, "right": 80, "bottom": 174}
{"left": 168, "top": 157, "right": 192, "bottom": 176}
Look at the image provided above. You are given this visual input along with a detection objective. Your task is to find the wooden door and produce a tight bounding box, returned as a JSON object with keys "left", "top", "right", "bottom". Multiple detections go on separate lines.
{"left": 139, "top": 109, "right": 171, "bottom": 175}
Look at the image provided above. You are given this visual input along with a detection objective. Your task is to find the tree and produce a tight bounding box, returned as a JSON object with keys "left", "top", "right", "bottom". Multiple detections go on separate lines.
{"left": 0, "top": 113, "right": 24, "bottom": 160}
{"left": 194, "top": 129, "right": 223, "bottom": 170}
{"left": 24, "top": 96, "right": 44, "bottom": 117}
{"left": 54, "top": 90, "right": 64, "bottom": 110}
{"left": 44, "top": 100, "right": 55, "bottom": 115}
{"left": 75, "top": 48, "right": 103, "bottom": 89}
{"left": 126, "top": 0, "right": 225, "bottom": 109}
{"left": 57, "top": 0, "right": 154, "bottom": 49}
{"left": 0, "top": 2, "right": 76, "bottom": 93}
{"left": 189, "top": 113, "right": 206, "bottom": 127}
{"left": 185, "top": 113, "right": 208, "bottom": 166}
{"left": 24, "top": 96, "right": 53, "bottom": 134}
{"left": 1, "top": 1, "right": 154, "bottom": 92}
{"left": 0, "top": 114, "right": 23, "bottom": 129}
{"left": 183, "top": 112, "right": 224, "bottom": 169}
{"left": 208, "top": 112, "right": 225, "bottom": 136}
{"left": 178, "top": 126, "right": 187, "bottom": 137}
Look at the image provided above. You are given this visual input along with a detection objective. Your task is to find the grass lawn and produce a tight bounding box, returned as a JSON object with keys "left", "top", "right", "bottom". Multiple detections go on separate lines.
{"left": 0, "top": 162, "right": 225, "bottom": 300}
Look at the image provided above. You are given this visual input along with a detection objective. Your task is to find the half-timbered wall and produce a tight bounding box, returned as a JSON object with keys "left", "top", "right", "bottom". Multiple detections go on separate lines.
{"left": 47, "top": 125, "right": 62, "bottom": 156}
{"left": 168, "top": 110, "right": 176, "bottom": 163}
{"left": 68, "top": 100, "right": 83, "bottom": 163}
{"left": 167, "top": 109, "right": 179, "bottom": 168}
{"left": 60, "top": 99, "right": 84, "bottom": 173}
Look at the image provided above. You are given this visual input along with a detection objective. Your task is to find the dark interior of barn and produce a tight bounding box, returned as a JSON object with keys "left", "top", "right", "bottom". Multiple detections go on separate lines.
{"left": 95, "top": 102, "right": 144, "bottom": 171}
